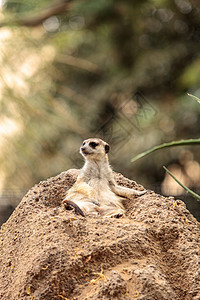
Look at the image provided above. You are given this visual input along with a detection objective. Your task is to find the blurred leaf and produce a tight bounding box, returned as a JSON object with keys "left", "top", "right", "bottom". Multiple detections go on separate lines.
{"left": 179, "top": 59, "right": 200, "bottom": 88}
{"left": 163, "top": 166, "right": 200, "bottom": 202}
{"left": 131, "top": 139, "right": 200, "bottom": 162}
{"left": 187, "top": 93, "right": 200, "bottom": 105}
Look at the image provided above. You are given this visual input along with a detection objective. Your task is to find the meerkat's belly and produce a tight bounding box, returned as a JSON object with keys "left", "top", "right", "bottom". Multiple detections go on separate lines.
{"left": 64, "top": 179, "right": 125, "bottom": 217}
{"left": 88, "top": 178, "right": 124, "bottom": 208}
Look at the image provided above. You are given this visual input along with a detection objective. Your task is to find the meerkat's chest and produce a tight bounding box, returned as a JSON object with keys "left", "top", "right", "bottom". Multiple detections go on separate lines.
{"left": 87, "top": 177, "right": 109, "bottom": 193}
{"left": 87, "top": 178, "right": 121, "bottom": 203}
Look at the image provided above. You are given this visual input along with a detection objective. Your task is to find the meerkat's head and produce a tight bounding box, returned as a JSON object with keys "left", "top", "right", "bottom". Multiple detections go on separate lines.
{"left": 80, "top": 138, "right": 110, "bottom": 160}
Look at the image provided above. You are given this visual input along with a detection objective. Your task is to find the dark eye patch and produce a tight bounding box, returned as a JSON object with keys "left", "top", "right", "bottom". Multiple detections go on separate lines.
{"left": 82, "top": 142, "right": 86, "bottom": 146}
{"left": 105, "top": 144, "right": 110, "bottom": 153}
{"left": 89, "top": 141, "right": 99, "bottom": 148}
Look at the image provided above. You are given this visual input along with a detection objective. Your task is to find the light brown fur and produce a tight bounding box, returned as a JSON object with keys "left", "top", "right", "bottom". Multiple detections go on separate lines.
{"left": 62, "top": 138, "right": 147, "bottom": 217}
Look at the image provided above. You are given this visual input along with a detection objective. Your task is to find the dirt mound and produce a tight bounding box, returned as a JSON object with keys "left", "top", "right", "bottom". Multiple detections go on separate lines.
{"left": 0, "top": 170, "right": 199, "bottom": 300}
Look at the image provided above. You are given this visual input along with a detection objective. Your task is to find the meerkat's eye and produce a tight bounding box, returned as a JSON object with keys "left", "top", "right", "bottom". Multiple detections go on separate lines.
{"left": 82, "top": 142, "right": 86, "bottom": 146}
{"left": 89, "top": 142, "right": 99, "bottom": 148}
{"left": 105, "top": 144, "right": 110, "bottom": 153}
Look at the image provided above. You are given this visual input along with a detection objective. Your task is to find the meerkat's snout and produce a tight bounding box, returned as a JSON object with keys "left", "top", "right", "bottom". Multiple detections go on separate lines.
{"left": 80, "top": 146, "right": 87, "bottom": 154}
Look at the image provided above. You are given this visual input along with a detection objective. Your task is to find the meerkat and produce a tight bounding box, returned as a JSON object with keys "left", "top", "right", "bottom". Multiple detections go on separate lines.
{"left": 62, "top": 138, "right": 147, "bottom": 217}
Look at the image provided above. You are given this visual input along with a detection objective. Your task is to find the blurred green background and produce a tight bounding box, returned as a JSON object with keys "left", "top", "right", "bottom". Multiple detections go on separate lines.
{"left": 0, "top": 0, "right": 200, "bottom": 223}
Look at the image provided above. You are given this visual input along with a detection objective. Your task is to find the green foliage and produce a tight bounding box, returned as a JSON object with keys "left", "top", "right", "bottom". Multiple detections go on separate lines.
{"left": 163, "top": 166, "right": 200, "bottom": 202}
{"left": 131, "top": 93, "right": 200, "bottom": 203}
{"left": 131, "top": 138, "right": 200, "bottom": 163}
{"left": 187, "top": 93, "right": 200, "bottom": 105}
{"left": 131, "top": 94, "right": 200, "bottom": 163}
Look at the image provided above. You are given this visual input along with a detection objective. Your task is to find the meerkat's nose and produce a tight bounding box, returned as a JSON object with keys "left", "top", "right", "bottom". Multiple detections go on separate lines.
{"left": 81, "top": 147, "right": 86, "bottom": 151}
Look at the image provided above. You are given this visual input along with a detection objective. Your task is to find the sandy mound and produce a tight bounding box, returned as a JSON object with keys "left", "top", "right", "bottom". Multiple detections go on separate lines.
{"left": 0, "top": 169, "right": 199, "bottom": 300}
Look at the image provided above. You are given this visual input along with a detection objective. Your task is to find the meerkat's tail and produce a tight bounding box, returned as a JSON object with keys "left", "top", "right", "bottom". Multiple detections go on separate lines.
{"left": 63, "top": 200, "right": 85, "bottom": 217}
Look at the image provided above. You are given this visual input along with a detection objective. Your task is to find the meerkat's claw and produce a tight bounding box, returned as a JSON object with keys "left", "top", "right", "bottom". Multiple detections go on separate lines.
{"left": 91, "top": 199, "right": 100, "bottom": 206}
{"left": 62, "top": 199, "right": 67, "bottom": 205}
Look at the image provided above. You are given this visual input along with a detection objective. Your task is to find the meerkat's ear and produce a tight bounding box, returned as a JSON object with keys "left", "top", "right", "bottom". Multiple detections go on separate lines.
{"left": 105, "top": 144, "right": 110, "bottom": 153}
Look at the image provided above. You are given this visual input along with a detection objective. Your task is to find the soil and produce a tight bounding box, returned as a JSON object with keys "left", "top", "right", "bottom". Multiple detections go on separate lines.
{"left": 0, "top": 169, "right": 199, "bottom": 300}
